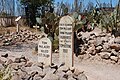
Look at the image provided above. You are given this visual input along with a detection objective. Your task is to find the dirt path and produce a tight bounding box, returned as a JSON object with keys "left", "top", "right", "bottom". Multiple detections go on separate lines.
{"left": 52, "top": 53, "right": 120, "bottom": 80}
{"left": 74, "top": 59, "right": 120, "bottom": 80}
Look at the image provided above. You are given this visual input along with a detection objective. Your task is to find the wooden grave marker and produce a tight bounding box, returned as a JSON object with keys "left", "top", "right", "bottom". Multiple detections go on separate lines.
{"left": 59, "top": 15, "right": 74, "bottom": 67}
{"left": 15, "top": 16, "right": 21, "bottom": 32}
{"left": 38, "top": 37, "right": 52, "bottom": 66}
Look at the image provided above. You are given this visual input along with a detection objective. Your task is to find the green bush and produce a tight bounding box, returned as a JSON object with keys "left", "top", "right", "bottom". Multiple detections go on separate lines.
{"left": 52, "top": 39, "right": 59, "bottom": 51}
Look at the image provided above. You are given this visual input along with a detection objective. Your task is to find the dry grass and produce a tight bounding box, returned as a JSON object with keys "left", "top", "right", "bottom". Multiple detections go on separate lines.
{"left": 0, "top": 26, "right": 40, "bottom": 35}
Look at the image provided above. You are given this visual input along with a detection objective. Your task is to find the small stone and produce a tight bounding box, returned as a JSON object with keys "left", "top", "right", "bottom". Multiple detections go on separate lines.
{"left": 33, "top": 74, "right": 42, "bottom": 80}
{"left": 77, "top": 73, "right": 88, "bottom": 80}
{"left": 98, "top": 52, "right": 111, "bottom": 59}
{"left": 20, "top": 58, "right": 27, "bottom": 62}
{"left": 44, "top": 65, "right": 56, "bottom": 74}
{"left": 18, "top": 69, "right": 28, "bottom": 79}
{"left": 50, "top": 64, "right": 58, "bottom": 70}
{"left": 101, "top": 36, "right": 108, "bottom": 42}
{"left": 114, "top": 37, "right": 120, "bottom": 44}
{"left": 25, "top": 66, "right": 42, "bottom": 74}
{"left": 5, "top": 59, "right": 13, "bottom": 65}
{"left": 108, "top": 37, "right": 115, "bottom": 44}
{"left": 0, "top": 59, "right": 4, "bottom": 64}
{"left": 1, "top": 53, "right": 8, "bottom": 58}
{"left": 106, "top": 33, "right": 111, "bottom": 37}
{"left": 68, "top": 76, "right": 76, "bottom": 80}
{"left": 20, "top": 55, "right": 27, "bottom": 62}
{"left": 0, "top": 35, "right": 3, "bottom": 38}
{"left": 63, "top": 74, "right": 69, "bottom": 79}
{"left": 111, "top": 49, "right": 118, "bottom": 56}
{"left": 73, "top": 75, "right": 78, "bottom": 80}
{"left": 66, "top": 70, "right": 73, "bottom": 77}
{"left": 25, "top": 62, "right": 33, "bottom": 67}
{"left": 87, "top": 45, "right": 96, "bottom": 55}
{"left": 39, "top": 72, "right": 46, "bottom": 78}
{"left": 14, "top": 58, "right": 21, "bottom": 63}
{"left": 83, "top": 54, "right": 91, "bottom": 60}
{"left": 20, "top": 55, "right": 26, "bottom": 59}
{"left": 0, "top": 64, "right": 4, "bottom": 70}
{"left": 74, "top": 68, "right": 84, "bottom": 76}
{"left": 96, "top": 46, "right": 102, "bottom": 53}
{"left": 99, "top": 33, "right": 106, "bottom": 37}
{"left": 3, "top": 39, "right": 8, "bottom": 43}
{"left": 96, "top": 37, "right": 102, "bottom": 46}
{"left": 11, "top": 73, "right": 21, "bottom": 80}
{"left": 88, "top": 40, "right": 96, "bottom": 45}
{"left": 58, "top": 66, "right": 70, "bottom": 73}
{"left": 89, "top": 35, "right": 95, "bottom": 40}
{"left": 90, "top": 27, "right": 102, "bottom": 37}
{"left": 80, "top": 47, "right": 86, "bottom": 55}
{"left": 70, "top": 67, "right": 75, "bottom": 73}
{"left": 10, "top": 63, "right": 19, "bottom": 71}
{"left": 118, "top": 54, "right": 120, "bottom": 59}
{"left": 42, "top": 73, "right": 59, "bottom": 80}
{"left": 59, "top": 77, "right": 67, "bottom": 80}
{"left": 110, "top": 56, "right": 118, "bottom": 62}
{"left": 102, "top": 43, "right": 110, "bottom": 50}
{"left": 8, "top": 38, "right": 12, "bottom": 41}
{"left": 81, "top": 32, "right": 90, "bottom": 40}
{"left": 56, "top": 70, "right": 65, "bottom": 78}
{"left": 43, "top": 65, "right": 51, "bottom": 73}
{"left": 110, "top": 44, "right": 120, "bottom": 51}
{"left": 3, "top": 42, "right": 11, "bottom": 46}
{"left": 30, "top": 71, "right": 38, "bottom": 77}
{"left": 34, "top": 62, "right": 44, "bottom": 69}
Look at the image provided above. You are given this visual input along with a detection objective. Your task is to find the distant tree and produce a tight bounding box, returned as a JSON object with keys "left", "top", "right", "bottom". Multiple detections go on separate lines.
{"left": 16, "top": 0, "right": 25, "bottom": 16}
{"left": 0, "top": 0, "right": 15, "bottom": 16}
{"left": 56, "top": 2, "right": 61, "bottom": 15}
{"left": 55, "top": 1, "right": 69, "bottom": 16}
{"left": 86, "top": 1, "right": 94, "bottom": 12}
{"left": 64, "top": 1, "right": 71, "bottom": 13}
{"left": 18, "top": 0, "right": 54, "bottom": 27}
{"left": 74, "top": 0, "right": 84, "bottom": 12}
{"left": 74, "top": 0, "right": 78, "bottom": 12}
{"left": 103, "top": 2, "right": 107, "bottom": 7}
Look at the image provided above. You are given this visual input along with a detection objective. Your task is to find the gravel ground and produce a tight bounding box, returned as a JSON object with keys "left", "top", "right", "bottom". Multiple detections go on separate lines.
{"left": 0, "top": 42, "right": 120, "bottom": 80}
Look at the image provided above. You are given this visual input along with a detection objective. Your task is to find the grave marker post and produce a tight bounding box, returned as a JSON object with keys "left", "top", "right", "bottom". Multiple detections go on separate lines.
{"left": 15, "top": 16, "right": 21, "bottom": 33}
{"left": 33, "top": 25, "right": 39, "bottom": 33}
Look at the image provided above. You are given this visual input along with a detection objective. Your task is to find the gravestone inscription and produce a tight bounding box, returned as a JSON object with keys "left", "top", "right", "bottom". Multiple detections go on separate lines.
{"left": 38, "top": 37, "right": 52, "bottom": 65}
{"left": 59, "top": 15, "right": 74, "bottom": 67}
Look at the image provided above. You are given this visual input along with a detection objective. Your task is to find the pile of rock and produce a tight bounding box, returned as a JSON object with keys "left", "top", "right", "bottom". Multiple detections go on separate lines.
{"left": 0, "top": 54, "right": 87, "bottom": 80}
{"left": 76, "top": 28, "right": 120, "bottom": 63}
{"left": 0, "top": 29, "right": 41, "bottom": 46}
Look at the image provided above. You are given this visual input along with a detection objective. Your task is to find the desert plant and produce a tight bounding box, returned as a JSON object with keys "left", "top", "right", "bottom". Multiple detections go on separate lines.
{"left": 38, "top": 12, "right": 60, "bottom": 51}
{"left": 0, "top": 65, "right": 12, "bottom": 80}
{"left": 71, "top": 12, "right": 86, "bottom": 31}
{"left": 95, "top": 0, "right": 120, "bottom": 32}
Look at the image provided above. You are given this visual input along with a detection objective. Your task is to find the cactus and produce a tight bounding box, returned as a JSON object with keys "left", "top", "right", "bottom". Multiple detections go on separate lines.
{"left": 36, "top": 17, "right": 42, "bottom": 24}
{"left": 72, "top": 12, "right": 79, "bottom": 19}
{"left": 37, "top": 12, "right": 60, "bottom": 51}
{"left": 71, "top": 12, "right": 87, "bottom": 31}
{"left": 40, "top": 26, "right": 45, "bottom": 32}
